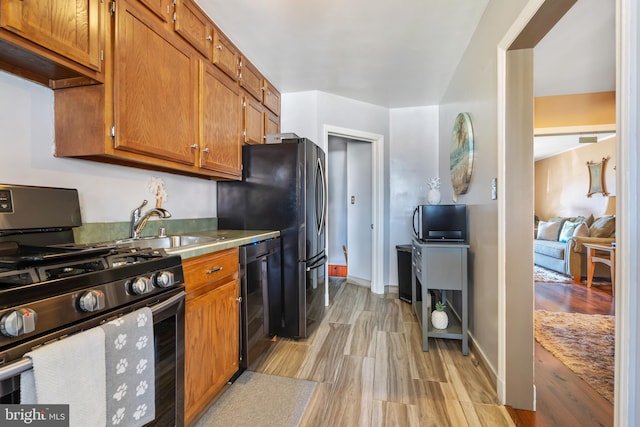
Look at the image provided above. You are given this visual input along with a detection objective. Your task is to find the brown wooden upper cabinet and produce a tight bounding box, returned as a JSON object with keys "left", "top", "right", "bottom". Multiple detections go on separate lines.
{"left": 200, "top": 61, "right": 242, "bottom": 175}
{"left": 265, "top": 110, "right": 280, "bottom": 137}
{"left": 113, "top": 1, "right": 198, "bottom": 166}
{"left": 243, "top": 95, "right": 264, "bottom": 145}
{"left": 135, "top": 0, "right": 172, "bottom": 25}
{"left": 263, "top": 79, "right": 280, "bottom": 115}
{"left": 239, "top": 57, "right": 263, "bottom": 101}
{"left": 0, "top": 0, "right": 103, "bottom": 72}
{"left": 239, "top": 56, "right": 280, "bottom": 143}
{"left": 212, "top": 28, "right": 239, "bottom": 81}
{"left": 46, "top": 0, "right": 278, "bottom": 179}
{"left": 173, "top": 0, "right": 212, "bottom": 59}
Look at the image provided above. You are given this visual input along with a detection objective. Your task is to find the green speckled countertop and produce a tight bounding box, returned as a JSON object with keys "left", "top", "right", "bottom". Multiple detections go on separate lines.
{"left": 74, "top": 218, "right": 279, "bottom": 259}
{"left": 164, "top": 229, "right": 280, "bottom": 259}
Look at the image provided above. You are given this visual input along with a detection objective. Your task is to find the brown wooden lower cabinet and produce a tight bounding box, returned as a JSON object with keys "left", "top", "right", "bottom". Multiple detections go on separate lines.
{"left": 183, "top": 248, "right": 240, "bottom": 426}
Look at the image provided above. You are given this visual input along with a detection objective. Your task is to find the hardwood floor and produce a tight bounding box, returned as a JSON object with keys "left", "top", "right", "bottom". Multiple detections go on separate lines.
{"left": 253, "top": 278, "right": 514, "bottom": 426}
{"left": 509, "top": 278, "right": 615, "bottom": 426}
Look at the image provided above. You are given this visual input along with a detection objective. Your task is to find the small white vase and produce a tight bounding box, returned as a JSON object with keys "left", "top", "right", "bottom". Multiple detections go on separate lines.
{"left": 427, "top": 189, "right": 441, "bottom": 205}
{"left": 431, "top": 310, "right": 448, "bottom": 329}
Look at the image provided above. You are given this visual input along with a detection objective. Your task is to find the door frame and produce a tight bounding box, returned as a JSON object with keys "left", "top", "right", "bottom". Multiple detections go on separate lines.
{"left": 324, "top": 125, "right": 385, "bottom": 296}
{"left": 498, "top": 0, "right": 636, "bottom": 422}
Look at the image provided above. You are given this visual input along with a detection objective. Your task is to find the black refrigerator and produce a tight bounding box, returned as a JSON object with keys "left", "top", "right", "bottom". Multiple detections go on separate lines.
{"left": 217, "top": 136, "right": 327, "bottom": 339}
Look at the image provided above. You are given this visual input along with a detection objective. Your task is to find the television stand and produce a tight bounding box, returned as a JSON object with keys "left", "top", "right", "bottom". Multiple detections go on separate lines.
{"left": 411, "top": 239, "right": 469, "bottom": 355}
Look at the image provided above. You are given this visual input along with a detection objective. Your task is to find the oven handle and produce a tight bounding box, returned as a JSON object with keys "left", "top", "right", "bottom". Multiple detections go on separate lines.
{"left": 0, "top": 290, "right": 186, "bottom": 382}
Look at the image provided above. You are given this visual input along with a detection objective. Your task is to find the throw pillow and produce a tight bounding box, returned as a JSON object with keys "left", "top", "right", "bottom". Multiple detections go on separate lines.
{"left": 573, "top": 222, "right": 589, "bottom": 237}
{"left": 537, "top": 221, "right": 562, "bottom": 241}
{"left": 589, "top": 215, "right": 616, "bottom": 237}
{"left": 558, "top": 221, "right": 580, "bottom": 242}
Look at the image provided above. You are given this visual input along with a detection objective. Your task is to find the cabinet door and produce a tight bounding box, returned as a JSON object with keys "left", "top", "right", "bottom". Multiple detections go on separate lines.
{"left": 200, "top": 62, "right": 242, "bottom": 177}
{"left": 244, "top": 95, "right": 264, "bottom": 145}
{"left": 134, "top": 0, "right": 171, "bottom": 24}
{"left": 114, "top": 2, "right": 197, "bottom": 165}
{"left": 264, "top": 110, "right": 280, "bottom": 137}
{"left": 262, "top": 79, "right": 280, "bottom": 115}
{"left": 212, "top": 28, "right": 239, "bottom": 81}
{"left": 174, "top": 0, "right": 212, "bottom": 59}
{"left": 184, "top": 278, "right": 240, "bottom": 425}
{"left": 239, "top": 57, "right": 262, "bottom": 101}
{"left": 0, "top": 0, "right": 102, "bottom": 71}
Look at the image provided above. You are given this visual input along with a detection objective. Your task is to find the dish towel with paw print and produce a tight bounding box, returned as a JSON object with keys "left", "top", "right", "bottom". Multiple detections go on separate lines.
{"left": 100, "top": 308, "right": 155, "bottom": 427}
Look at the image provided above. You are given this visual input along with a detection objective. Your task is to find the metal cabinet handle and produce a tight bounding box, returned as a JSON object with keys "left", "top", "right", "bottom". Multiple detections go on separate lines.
{"left": 206, "top": 266, "right": 223, "bottom": 274}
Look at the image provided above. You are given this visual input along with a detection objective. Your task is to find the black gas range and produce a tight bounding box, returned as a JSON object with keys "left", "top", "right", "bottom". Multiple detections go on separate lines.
{"left": 0, "top": 185, "right": 184, "bottom": 355}
{"left": 0, "top": 243, "right": 184, "bottom": 354}
{"left": 0, "top": 184, "right": 186, "bottom": 426}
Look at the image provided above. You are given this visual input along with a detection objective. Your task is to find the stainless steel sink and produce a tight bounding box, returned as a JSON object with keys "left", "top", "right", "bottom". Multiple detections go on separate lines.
{"left": 113, "top": 235, "right": 224, "bottom": 250}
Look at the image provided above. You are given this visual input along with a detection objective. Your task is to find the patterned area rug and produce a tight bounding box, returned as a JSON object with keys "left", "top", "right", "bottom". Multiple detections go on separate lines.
{"left": 534, "top": 265, "right": 574, "bottom": 283}
{"left": 535, "top": 310, "right": 614, "bottom": 403}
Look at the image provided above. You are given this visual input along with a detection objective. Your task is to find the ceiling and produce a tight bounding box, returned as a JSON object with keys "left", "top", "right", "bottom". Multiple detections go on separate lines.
{"left": 197, "top": 0, "right": 615, "bottom": 159}
{"left": 197, "top": 0, "right": 490, "bottom": 107}
{"left": 197, "top": 0, "right": 614, "bottom": 109}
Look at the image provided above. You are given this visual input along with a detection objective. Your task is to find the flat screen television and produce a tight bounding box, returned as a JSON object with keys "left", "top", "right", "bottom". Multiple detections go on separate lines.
{"left": 413, "top": 204, "right": 467, "bottom": 242}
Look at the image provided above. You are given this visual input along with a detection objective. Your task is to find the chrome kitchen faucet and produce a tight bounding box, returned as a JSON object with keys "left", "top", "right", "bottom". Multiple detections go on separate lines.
{"left": 130, "top": 200, "right": 171, "bottom": 238}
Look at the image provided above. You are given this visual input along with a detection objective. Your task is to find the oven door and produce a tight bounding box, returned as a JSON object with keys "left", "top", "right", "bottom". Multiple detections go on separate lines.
{"left": 0, "top": 289, "right": 186, "bottom": 427}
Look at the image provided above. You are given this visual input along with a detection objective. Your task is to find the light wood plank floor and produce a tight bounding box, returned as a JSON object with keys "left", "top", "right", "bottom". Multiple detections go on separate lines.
{"left": 253, "top": 279, "right": 514, "bottom": 426}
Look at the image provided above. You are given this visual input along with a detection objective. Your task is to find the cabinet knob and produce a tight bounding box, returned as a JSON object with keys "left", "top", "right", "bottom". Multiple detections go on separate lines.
{"left": 216, "top": 44, "right": 223, "bottom": 50}
{"left": 206, "top": 35, "right": 213, "bottom": 41}
{"left": 190, "top": 144, "right": 198, "bottom": 149}
{"left": 236, "top": 296, "right": 242, "bottom": 303}
{"left": 202, "top": 147, "right": 210, "bottom": 153}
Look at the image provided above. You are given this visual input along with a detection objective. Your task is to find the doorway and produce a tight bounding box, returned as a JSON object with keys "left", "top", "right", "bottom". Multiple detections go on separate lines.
{"left": 328, "top": 136, "right": 372, "bottom": 288}
{"left": 323, "top": 125, "right": 384, "bottom": 300}
{"left": 498, "top": 0, "right": 627, "bottom": 416}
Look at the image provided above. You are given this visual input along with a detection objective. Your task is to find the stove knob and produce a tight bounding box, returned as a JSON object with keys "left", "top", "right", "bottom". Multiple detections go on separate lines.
{"left": 79, "top": 290, "right": 105, "bottom": 312}
{"left": 129, "top": 276, "right": 152, "bottom": 295}
{"left": 0, "top": 308, "right": 37, "bottom": 337}
{"left": 153, "top": 271, "right": 175, "bottom": 288}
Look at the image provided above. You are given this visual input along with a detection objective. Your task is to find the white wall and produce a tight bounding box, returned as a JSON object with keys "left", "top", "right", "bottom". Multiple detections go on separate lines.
{"left": 281, "top": 91, "right": 392, "bottom": 283}
{"left": 388, "top": 106, "right": 439, "bottom": 286}
{"left": 0, "top": 71, "right": 216, "bottom": 223}
{"left": 282, "top": 92, "right": 442, "bottom": 288}
{"left": 438, "top": 0, "right": 529, "bottom": 403}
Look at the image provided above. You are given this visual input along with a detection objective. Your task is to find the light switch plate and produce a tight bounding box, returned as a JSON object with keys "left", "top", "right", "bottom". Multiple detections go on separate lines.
{"left": 491, "top": 178, "right": 497, "bottom": 200}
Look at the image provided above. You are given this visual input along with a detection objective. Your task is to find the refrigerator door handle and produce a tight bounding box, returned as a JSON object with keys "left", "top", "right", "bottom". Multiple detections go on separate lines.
{"left": 306, "top": 255, "right": 328, "bottom": 272}
{"left": 316, "top": 157, "right": 327, "bottom": 236}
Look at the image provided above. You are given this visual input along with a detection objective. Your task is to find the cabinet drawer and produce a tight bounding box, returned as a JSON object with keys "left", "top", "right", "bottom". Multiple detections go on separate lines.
{"left": 183, "top": 247, "right": 239, "bottom": 292}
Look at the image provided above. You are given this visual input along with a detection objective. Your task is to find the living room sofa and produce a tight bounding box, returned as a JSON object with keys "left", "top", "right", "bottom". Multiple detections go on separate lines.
{"left": 533, "top": 215, "right": 616, "bottom": 281}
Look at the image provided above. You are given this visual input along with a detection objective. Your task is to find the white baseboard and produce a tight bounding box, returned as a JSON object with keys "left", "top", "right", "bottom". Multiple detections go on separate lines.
{"left": 468, "top": 330, "right": 499, "bottom": 392}
{"left": 346, "top": 275, "right": 371, "bottom": 288}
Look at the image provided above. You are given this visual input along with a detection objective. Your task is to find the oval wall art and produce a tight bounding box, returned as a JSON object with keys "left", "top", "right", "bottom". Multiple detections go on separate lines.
{"left": 449, "top": 112, "right": 474, "bottom": 201}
